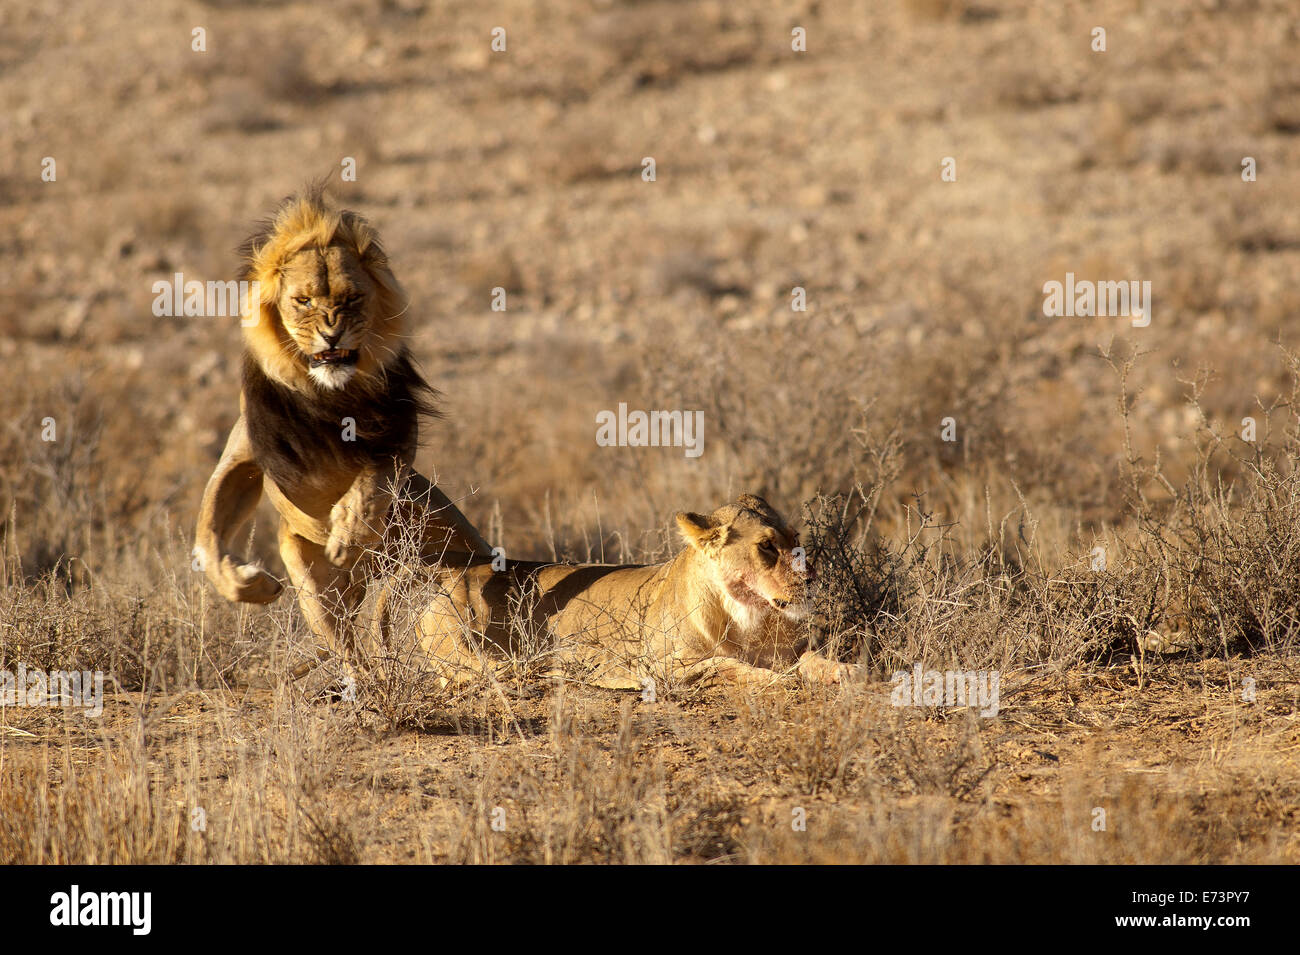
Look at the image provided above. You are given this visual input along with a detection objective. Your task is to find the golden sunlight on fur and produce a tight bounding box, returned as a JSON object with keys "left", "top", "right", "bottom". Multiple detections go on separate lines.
{"left": 374, "top": 494, "right": 858, "bottom": 689}
{"left": 240, "top": 189, "right": 409, "bottom": 393}
{"left": 195, "top": 185, "right": 491, "bottom": 668}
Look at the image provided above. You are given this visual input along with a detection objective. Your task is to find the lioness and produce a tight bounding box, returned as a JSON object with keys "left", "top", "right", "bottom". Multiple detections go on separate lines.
{"left": 195, "top": 185, "right": 491, "bottom": 664}
{"left": 376, "top": 494, "right": 857, "bottom": 687}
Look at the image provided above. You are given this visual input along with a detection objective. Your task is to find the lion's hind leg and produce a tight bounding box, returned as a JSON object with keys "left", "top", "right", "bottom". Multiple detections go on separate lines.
{"left": 412, "top": 582, "right": 500, "bottom": 687}
{"left": 278, "top": 522, "right": 370, "bottom": 673}
{"left": 371, "top": 562, "right": 496, "bottom": 687}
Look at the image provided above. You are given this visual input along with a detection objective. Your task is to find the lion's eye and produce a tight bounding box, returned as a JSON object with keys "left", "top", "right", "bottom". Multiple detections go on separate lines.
{"left": 759, "top": 540, "right": 778, "bottom": 557}
{"left": 293, "top": 296, "right": 312, "bottom": 307}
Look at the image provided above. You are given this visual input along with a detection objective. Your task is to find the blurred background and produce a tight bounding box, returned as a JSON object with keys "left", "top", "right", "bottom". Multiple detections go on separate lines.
{"left": 3, "top": 0, "right": 1299, "bottom": 578}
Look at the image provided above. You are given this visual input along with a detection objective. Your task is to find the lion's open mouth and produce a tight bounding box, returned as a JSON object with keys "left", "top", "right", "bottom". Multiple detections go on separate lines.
{"left": 308, "top": 349, "right": 358, "bottom": 368}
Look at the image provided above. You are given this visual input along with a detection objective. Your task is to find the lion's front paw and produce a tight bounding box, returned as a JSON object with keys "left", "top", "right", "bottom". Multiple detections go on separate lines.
{"left": 326, "top": 494, "right": 388, "bottom": 565}
{"left": 217, "top": 557, "right": 283, "bottom": 604}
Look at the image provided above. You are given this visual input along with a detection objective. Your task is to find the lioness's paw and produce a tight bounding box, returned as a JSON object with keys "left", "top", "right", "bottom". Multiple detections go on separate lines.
{"left": 828, "top": 662, "right": 863, "bottom": 685}
{"left": 218, "top": 557, "right": 283, "bottom": 603}
{"left": 798, "top": 654, "right": 860, "bottom": 686}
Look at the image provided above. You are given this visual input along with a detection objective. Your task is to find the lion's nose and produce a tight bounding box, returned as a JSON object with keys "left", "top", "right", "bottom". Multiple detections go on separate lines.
{"left": 321, "top": 328, "right": 343, "bottom": 347}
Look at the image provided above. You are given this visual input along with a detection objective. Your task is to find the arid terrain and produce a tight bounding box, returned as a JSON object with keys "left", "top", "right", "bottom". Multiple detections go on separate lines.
{"left": 2, "top": 0, "right": 1299, "bottom": 863}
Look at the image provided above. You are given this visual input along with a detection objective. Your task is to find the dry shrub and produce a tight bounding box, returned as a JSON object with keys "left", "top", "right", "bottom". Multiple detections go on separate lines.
{"left": 450, "top": 698, "right": 672, "bottom": 864}
{"left": 1126, "top": 362, "right": 1300, "bottom": 655}
{"left": 351, "top": 494, "right": 565, "bottom": 732}
{"left": 735, "top": 688, "right": 873, "bottom": 796}
{"left": 2, "top": 535, "right": 271, "bottom": 695}
{"left": 794, "top": 346, "right": 1300, "bottom": 678}
{"left": 0, "top": 688, "right": 361, "bottom": 864}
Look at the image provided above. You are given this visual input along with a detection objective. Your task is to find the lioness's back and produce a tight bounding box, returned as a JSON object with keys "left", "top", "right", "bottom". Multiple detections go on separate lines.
{"left": 442, "top": 558, "right": 668, "bottom": 641}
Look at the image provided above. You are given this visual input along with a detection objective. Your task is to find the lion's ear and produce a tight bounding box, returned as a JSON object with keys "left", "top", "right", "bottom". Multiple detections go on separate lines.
{"left": 676, "top": 511, "right": 721, "bottom": 552}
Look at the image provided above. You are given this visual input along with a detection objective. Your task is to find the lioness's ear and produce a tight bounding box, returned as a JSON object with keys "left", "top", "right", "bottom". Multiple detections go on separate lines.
{"left": 676, "top": 512, "right": 720, "bottom": 551}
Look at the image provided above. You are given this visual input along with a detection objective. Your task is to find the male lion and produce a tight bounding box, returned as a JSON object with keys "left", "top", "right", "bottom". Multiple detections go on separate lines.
{"left": 195, "top": 185, "right": 491, "bottom": 665}
{"left": 376, "top": 494, "right": 858, "bottom": 688}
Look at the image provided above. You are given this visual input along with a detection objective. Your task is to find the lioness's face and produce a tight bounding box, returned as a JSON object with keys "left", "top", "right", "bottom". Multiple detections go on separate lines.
{"left": 677, "top": 495, "right": 814, "bottom": 622}
{"left": 276, "top": 244, "right": 380, "bottom": 389}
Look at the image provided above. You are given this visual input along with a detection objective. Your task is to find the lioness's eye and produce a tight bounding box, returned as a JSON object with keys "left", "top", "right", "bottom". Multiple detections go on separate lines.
{"left": 293, "top": 296, "right": 312, "bottom": 306}
{"left": 759, "top": 540, "right": 777, "bottom": 555}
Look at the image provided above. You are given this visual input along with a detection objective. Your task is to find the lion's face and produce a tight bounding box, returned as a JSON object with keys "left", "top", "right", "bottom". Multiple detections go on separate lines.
{"left": 676, "top": 494, "right": 814, "bottom": 625}
{"left": 241, "top": 192, "right": 410, "bottom": 394}
{"left": 276, "top": 244, "right": 381, "bottom": 390}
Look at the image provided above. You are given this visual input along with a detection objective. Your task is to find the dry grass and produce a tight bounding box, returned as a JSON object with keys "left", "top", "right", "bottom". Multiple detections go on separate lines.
{"left": 4, "top": 377, "right": 1299, "bottom": 863}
